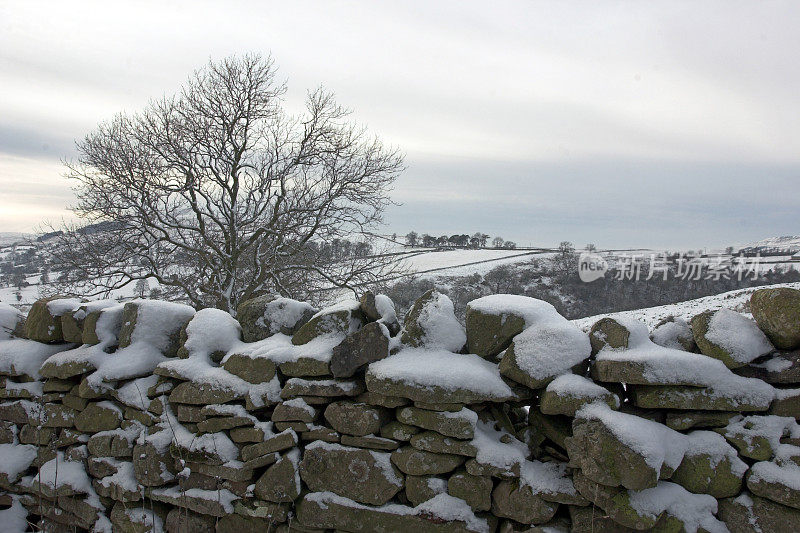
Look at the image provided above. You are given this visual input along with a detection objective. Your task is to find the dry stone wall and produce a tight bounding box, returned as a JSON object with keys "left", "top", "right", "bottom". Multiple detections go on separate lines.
{"left": 0, "top": 286, "right": 800, "bottom": 532}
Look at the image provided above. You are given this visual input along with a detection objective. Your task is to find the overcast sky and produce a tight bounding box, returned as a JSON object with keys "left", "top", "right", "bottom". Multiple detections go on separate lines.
{"left": 1, "top": 1, "right": 798, "bottom": 248}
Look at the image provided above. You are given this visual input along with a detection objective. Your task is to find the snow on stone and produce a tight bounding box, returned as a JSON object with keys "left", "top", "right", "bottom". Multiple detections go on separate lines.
{"left": 182, "top": 308, "right": 242, "bottom": 359}
{"left": 282, "top": 397, "right": 317, "bottom": 417}
{"left": 234, "top": 332, "right": 344, "bottom": 364}
{"left": 0, "top": 339, "right": 70, "bottom": 379}
{"left": 124, "top": 508, "right": 165, "bottom": 533}
{"left": 470, "top": 420, "right": 529, "bottom": 470}
{"left": 577, "top": 403, "right": 688, "bottom": 473}
{"left": 723, "top": 415, "right": 800, "bottom": 455}
{"left": 84, "top": 300, "right": 194, "bottom": 389}
{"left": 749, "top": 460, "right": 800, "bottom": 490}
{"left": 427, "top": 477, "right": 448, "bottom": 494}
{"left": 595, "top": 318, "right": 775, "bottom": 407}
{"left": 546, "top": 374, "right": 619, "bottom": 407}
{"left": 126, "top": 299, "right": 195, "bottom": 349}
{"left": 257, "top": 297, "right": 316, "bottom": 335}
{"left": 685, "top": 430, "right": 749, "bottom": 477}
{"left": 0, "top": 443, "right": 37, "bottom": 483}
{"left": 413, "top": 291, "right": 466, "bottom": 352}
{"left": 374, "top": 294, "right": 398, "bottom": 324}
{"left": 115, "top": 375, "right": 160, "bottom": 410}
{"left": 151, "top": 486, "right": 238, "bottom": 514}
{"left": 627, "top": 481, "right": 727, "bottom": 533}
{"left": 304, "top": 491, "right": 489, "bottom": 533}
{"left": 474, "top": 295, "right": 592, "bottom": 379}
{"left": 72, "top": 299, "right": 119, "bottom": 320}
{"left": 0, "top": 303, "right": 23, "bottom": 340}
{"left": 650, "top": 318, "right": 693, "bottom": 350}
{"left": 706, "top": 309, "right": 774, "bottom": 365}
{"left": 510, "top": 320, "right": 591, "bottom": 380}
{"left": 46, "top": 297, "right": 83, "bottom": 316}
{"left": 467, "top": 294, "right": 561, "bottom": 324}
{"left": 97, "top": 460, "right": 139, "bottom": 493}
{"left": 36, "top": 452, "right": 102, "bottom": 507}
{"left": 5, "top": 380, "right": 43, "bottom": 397}
{"left": 368, "top": 347, "right": 514, "bottom": 400}
{"left": 520, "top": 459, "right": 579, "bottom": 499}
{"left": 0, "top": 496, "right": 28, "bottom": 533}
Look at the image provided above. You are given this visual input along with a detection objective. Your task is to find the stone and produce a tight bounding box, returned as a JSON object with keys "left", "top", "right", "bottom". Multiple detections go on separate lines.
{"left": 133, "top": 442, "right": 177, "bottom": 487}
{"left": 664, "top": 410, "right": 738, "bottom": 431}
{"left": 19, "top": 424, "right": 54, "bottom": 446}
{"left": 771, "top": 388, "right": 800, "bottom": 418}
{"left": 240, "top": 430, "right": 298, "bottom": 462}
{"left": 301, "top": 425, "right": 340, "bottom": 443}
{"left": 296, "top": 492, "right": 492, "bottom": 533}
{"left": 254, "top": 449, "right": 301, "bottom": 503}
{"left": 41, "top": 403, "right": 78, "bottom": 428}
{"left": 82, "top": 308, "right": 120, "bottom": 345}
{"left": 230, "top": 425, "right": 269, "bottom": 443}
{"left": 233, "top": 499, "right": 290, "bottom": 522}
{"left": 60, "top": 309, "right": 85, "bottom": 343}
{"left": 397, "top": 406, "right": 477, "bottom": 440}
{"left": 539, "top": 375, "right": 619, "bottom": 417}
{"left": 391, "top": 446, "right": 464, "bottom": 476}
{"left": 692, "top": 309, "right": 773, "bottom": 369}
{"left": 589, "top": 317, "right": 632, "bottom": 354}
{"left": 169, "top": 381, "right": 242, "bottom": 404}
{"left": 330, "top": 321, "right": 390, "bottom": 378}
{"left": 237, "top": 294, "right": 316, "bottom": 342}
{"left": 150, "top": 486, "right": 235, "bottom": 517}
{"left": 118, "top": 300, "right": 193, "bottom": 356}
{"left": 75, "top": 401, "right": 122, "bottom": 433}
{"left": 630, "top": 384, "right": 772, "bottom": 412}
{"left": 751, "top": 287, "right": 800, "bottom": 350}
{"left": 568, "top": 505, "right": 640, "bottom": 533}
{"left": 410, "top": 431, "right": 477, "bottom": 457}
{"left": 566, "top": 415, "right": 676, "bottom": 491}
{"left": 339, "top": 432, "right": 397, "bottom": 450}
{"left": 278, "top": 358, "right": 331, "bottom": 377}
{"left": 281, "top": 378, "right": 364, "bottom": 399}
{"left": 324, "top": 401, "right": 389, "bottom": 436}
{"left": 25, "top": 296, "right": 73, "bottom": 343}
{"left": 405, "top": 475, "right": 447, "bottom": 506}
{"left": 464, "top": 300, "right": 528, "bottom": 359}
{"left": 223, "top": 353, "right": 277, "bottom": 384}
{"left": 380, "top": 421, "right": 421, "bottom": 441}
{"left": 527, "top": 410, "right": 573, "bottom": 451}
{"left": 272, "top": 399, "right": 317, "bottom": 423}
{"left": 197, "top": 415, "right": 253, "bottom": 433}
{"left": 400, "top": 289, "right": 466, "bottom": 352}
{"left": 356, "top": 391, "right": 410, "bottom": 408}
{"left": 448, "top": 470, "right": 492, "bottom": 512}
{"left": 291, "top": 302, "right": 362, "bottom": 346}
{"left": 274, "top": 421, "right": 309, "bottom": 432}
{"left": 718, "top": 493, "right": 800, "bottom": 533}
{"left": 491, "top": 479, "right": 559, "bottom": 525}
{"left": 164, "top": 507, "right": 216, "bottom": 533}
{"left": 299, "top": 441, "right": 403, "bottom": 505}
{"left": 747, "top": 460, "right": 800, "bottom": 509}
{"left": 670, "top": 432, "right": 746, "bottom": 498}
{"left": 110, "top": 502, "right": 168, "bottom": 533}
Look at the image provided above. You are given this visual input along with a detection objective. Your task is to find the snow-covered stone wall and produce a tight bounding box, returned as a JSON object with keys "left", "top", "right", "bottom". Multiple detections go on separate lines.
{"left": 1, "top": 286, "right": 800, "bottom": 532}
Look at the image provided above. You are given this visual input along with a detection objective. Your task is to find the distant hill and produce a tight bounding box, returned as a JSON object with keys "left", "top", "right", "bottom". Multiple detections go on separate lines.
{"left": 0, "top": 232, "right": 34, "bottom": 247}
{"left": 741, "top": 235, "right": 800, "bottom": 253}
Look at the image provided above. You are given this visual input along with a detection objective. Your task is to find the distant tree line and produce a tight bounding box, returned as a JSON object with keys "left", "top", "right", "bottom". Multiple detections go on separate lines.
{"left": 404, "top": 231, "right": 517, "bottom": 249}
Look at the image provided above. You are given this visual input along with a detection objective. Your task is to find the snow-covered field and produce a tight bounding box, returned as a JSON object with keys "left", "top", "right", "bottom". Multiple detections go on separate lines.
{"left": 572, "top": 281, "right": 800, "bottom": 330}
{"left": 398, "top": 248, "right": 550, "bottom": 278}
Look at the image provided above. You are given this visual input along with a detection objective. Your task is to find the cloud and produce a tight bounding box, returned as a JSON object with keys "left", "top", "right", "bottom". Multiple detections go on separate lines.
{"left": 0, "top": 0, "right": 798, "bottom": 242}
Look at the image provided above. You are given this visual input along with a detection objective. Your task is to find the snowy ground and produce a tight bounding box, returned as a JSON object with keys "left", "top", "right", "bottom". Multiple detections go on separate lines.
{"left": 572, "top": 281, "right": 800, "bottom": 330}
{"left": 397, "top": 248, "right": 551, "bottom": 278}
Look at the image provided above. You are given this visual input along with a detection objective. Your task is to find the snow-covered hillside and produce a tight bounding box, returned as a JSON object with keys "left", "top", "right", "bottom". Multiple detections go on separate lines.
{"left": 572, "top": 281, "right": 800, "bottom": 329}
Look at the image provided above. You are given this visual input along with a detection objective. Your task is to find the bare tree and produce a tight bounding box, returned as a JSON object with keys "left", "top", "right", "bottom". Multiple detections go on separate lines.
{"left": 52, "top": 54, "right": 405, "bottom": 312}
